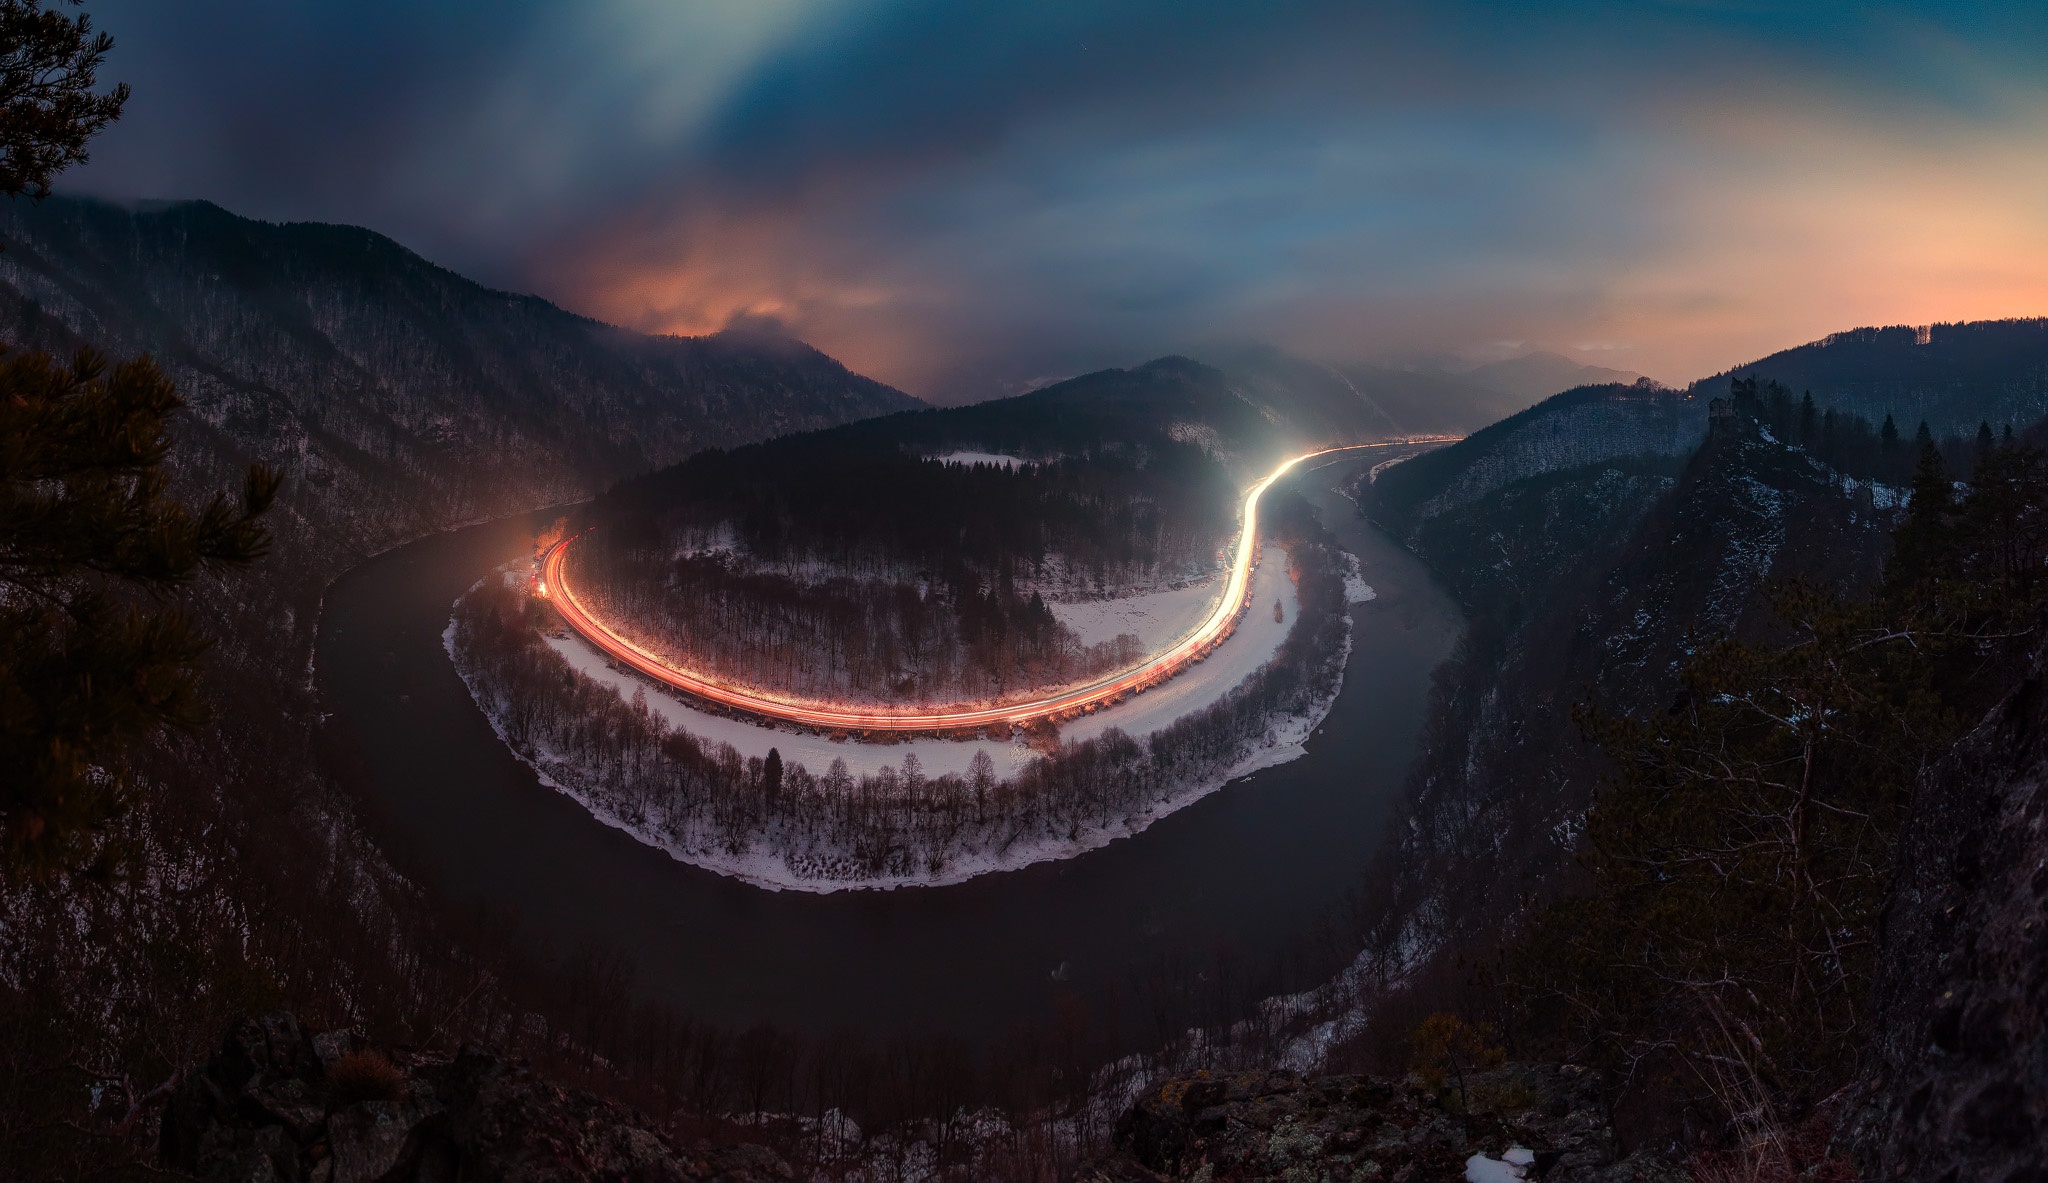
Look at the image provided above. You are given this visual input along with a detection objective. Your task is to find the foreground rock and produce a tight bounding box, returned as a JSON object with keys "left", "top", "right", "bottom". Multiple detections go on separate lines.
{"left": 1845, "top": 649, "right": 2048, "bottom": 1181}
{"left": 161, "top": 1013, "right": 792, "bottom": 1182}
{"left": 1079, "top": 1065, "right": 1682, "bottom": 1182}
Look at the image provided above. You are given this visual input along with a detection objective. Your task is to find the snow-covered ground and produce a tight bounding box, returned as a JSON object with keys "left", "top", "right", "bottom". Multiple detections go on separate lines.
{"left": 539, "top": 546, "right": 1298, "bottom": 780}
{"left": 931, "top": 450, "right": 1029, "bottom": 469}
{"left": 452, "top": 544, "right": 1356, "bottom": 892}
{"left": 1049, "top": 575, "right": 1221, "bottom": 649}
{"left": 1341, "top": 551, "right": 1378, "bottom": 605}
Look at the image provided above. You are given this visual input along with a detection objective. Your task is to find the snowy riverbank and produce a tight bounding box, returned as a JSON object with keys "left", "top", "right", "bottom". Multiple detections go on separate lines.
{"left": 447, "top": 542, "right": 1371, "bottom": 892}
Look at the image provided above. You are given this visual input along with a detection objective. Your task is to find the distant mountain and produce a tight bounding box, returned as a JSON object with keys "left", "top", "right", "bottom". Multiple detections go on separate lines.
{"left": 1694, "top": 318, "right": 2048, "bottom": 435}
{"left": 1460, "top": 350, "right": 1643, "bottom": 405}
{"left": 0, "top": 195, "right": 918, "bottom": 851}
{"left": 1364, "top": 380, "right": 1706, "bottom": 534}
{"left": 0, "top": 197, "right": 917, "bottom": 576}
{"left": 580, "top": 354, "right": 1385, "bottom": 709}
{"left": 596, "top": 354, "right": 1406, "bottom": 591}
{"left": 1198, "top": 345, "right": 1644, "bottom": 439}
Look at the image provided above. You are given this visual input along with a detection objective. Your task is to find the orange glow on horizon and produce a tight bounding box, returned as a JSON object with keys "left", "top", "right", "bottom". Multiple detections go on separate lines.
{"left": 542, "top": 90, "right": 2048, "bottom": 398}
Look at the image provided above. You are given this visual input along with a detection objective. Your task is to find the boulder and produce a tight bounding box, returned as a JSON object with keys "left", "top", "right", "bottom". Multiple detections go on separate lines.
{"left": 1079, "top": 1064, "right": 1683, "bottom": 1182}
{"left": 161, "top": 1014, "right": 793, "bottom": 1183}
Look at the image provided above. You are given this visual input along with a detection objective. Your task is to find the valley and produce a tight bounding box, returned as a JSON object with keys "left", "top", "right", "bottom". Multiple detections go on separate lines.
{"left": 11, "top": 5, "right": 2048, "bottom": 1175}
{"left": 320, "top": 455, "right": 1461, "bottom": 1034}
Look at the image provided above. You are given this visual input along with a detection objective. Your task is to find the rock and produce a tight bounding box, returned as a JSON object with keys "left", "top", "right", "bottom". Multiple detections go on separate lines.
{"left": 162, "top": 1013, "right": 793, "bottom": 1183}
{"left": 1080, "top": 1064, "right": 1684, "bottom": 1183}
{"left": 327, "top": 1090, "right": 440, "bottom": 1183}
{"left": 1844, "top": 656, "right": 2048, "bottom": 1182}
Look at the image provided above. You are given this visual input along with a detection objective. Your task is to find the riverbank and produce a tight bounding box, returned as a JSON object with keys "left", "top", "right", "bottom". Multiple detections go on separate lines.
{"left": 448, "top": 535, "right": 1363, "bottom": 892}
{"left": 314, "top": 456, "right": 1457, "bottom": 1041}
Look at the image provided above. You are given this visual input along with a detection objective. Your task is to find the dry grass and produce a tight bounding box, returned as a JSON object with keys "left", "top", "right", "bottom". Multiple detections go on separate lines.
{"left": 326, "top": 1050, "right": 408, "bottom": 1106}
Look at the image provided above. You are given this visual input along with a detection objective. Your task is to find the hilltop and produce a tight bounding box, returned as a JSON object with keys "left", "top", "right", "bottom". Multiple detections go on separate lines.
{"left": 572, "top": 356, "right": 1392, "bottom": 708}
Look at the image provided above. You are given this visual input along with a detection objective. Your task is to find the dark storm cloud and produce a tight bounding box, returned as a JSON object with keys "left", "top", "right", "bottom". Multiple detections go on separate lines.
{"left": 65, "top": 1, "right": 2048, "bottom": 399}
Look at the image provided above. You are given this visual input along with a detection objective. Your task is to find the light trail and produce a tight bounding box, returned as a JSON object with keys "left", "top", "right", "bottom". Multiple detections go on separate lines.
{"left": 538, "top": 440, "right": 1448, "bottom": 733}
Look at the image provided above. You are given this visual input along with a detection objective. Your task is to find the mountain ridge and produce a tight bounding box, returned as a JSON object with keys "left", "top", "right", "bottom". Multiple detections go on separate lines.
{"left": 1691, "top": 317, "right": 2048, "bottom": 435}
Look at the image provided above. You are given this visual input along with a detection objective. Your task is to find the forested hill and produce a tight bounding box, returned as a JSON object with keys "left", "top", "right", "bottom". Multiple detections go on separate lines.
{"left": 0, "top": 196, "right": 917, "bottom": 563}
{"left": 1362, "top": 380, "right": 1706, "bottom": 534}
{"left": 597, "top": 354, "right": 1362, "bottom": 579}
{"left": 573, "top": 356, "right": 1380, "bottom": 704}
{"left": 1695, "top": 317, "right": 2048, "bottom": 435}
{"left": 1338, "top": 350, "right": 2048, "bottom": 1168}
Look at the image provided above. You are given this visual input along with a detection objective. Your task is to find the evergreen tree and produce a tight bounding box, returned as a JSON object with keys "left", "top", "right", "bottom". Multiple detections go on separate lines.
{"left": 1891, "top": 434, "right": 1955, "bottom": 587}
{"left": 2, "top": 350, "right": 278, "bottom": 867}
{"left": 0, "top": 0, "right": 127, "bottom": 199}
{"left": 0, "top": 4, "right": 274, "bottom": 870}
{"left": 1512, "top": 583, "right": 1935, "bottom": 1127}
{"left": 1978, "top": 420, "right": 1996, "bottom": 455}
{"left": 1798, "top": 391, "right": 1817, "bottom": 444}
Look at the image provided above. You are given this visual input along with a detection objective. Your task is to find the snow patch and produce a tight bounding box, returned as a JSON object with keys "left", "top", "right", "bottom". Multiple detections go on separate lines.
{"left": 1050, "top": 576, "right": 1223, "bottom": 652}
{"left": 1340, "top": 550, "right": 1377, "bottom": 604}
{"left": 930, "top": 450, "right": 1031, "bottom": 470}
{"left": 1466, "top": 1147, "right": 1535, "bottom": 1182}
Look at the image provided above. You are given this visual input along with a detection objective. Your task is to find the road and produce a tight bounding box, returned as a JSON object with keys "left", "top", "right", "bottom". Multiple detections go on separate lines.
{"left": 538, "top": 441, "right": 1445, "bottom": 732}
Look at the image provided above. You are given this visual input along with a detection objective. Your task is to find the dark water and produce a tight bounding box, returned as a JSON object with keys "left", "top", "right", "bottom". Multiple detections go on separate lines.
{"left": 316, "top": 456, "right": 1460, "bottom": 1044}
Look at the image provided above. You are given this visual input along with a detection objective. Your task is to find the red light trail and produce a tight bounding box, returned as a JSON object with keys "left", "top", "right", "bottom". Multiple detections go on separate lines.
{"left": 537, "top": 441, "right": 1447, "bottom": 733}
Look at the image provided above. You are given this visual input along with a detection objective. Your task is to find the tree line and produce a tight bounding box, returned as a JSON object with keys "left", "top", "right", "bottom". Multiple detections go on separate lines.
{"left": 595, "top": 436, "right": 1235, "bottom": 593}
{"left": 572, "top": 542, "right": 1145, "bottom": 707}
{"left": 1733, "top": 374, "right": 2017, "bottom": 486}
{"left": 1491, "top": 413, "right": 2048, "bottom": 1159}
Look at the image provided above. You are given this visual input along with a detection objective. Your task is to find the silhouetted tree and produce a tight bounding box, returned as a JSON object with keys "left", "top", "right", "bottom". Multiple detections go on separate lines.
{"left": 0, "top": 9, "right": 279, "bottom": 870}
{"left": 2, "top": 351, "right": 279, "bottom": 867}
{"left": 1891, "top": 435, "right": 1955, "bottom": 587}
{"left": 0, "top": 0, "right": 127, "bottom": 199}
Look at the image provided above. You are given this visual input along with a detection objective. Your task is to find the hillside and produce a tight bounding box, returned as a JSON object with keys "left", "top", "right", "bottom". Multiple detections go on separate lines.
{"left": 1322, "top": 332, "right": 2048, "bottom": 1159}
{"left": 1356, "top": 408, "right": 1901, "bottom": 978}
{"left": 0, "top": 197, "right": 917, "bottom": 574}
{"left": 1696, "top": 317, "right": 2048, "bottom": 435}
{"left": 0, "top": 199, "right": 921, "bottom": 1176}
{"left": 1363, "top": 380, "right": 1706, "bottom": 533}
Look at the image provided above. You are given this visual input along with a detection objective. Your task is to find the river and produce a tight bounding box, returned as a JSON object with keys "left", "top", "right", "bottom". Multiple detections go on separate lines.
{"left": 315, "top": 454, "right": 1460, "bottom": 1045}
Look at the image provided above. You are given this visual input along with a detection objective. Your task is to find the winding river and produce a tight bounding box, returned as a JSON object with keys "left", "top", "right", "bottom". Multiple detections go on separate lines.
{"left": 316, "top": 455, "right": 1460, "bottom": 1045}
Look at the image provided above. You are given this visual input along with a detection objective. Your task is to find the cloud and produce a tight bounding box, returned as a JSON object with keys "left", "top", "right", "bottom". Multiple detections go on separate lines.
{"left": 67, "top": 0, "right": 2048, "bottom": 399}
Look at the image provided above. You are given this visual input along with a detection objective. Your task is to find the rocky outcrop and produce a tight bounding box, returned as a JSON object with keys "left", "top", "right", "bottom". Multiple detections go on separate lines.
{"left": 1845, "top": 650, "right": 2048, "bottom": 1181}
{"left": 160, "top": 1014, "right": 793, "bottom": 1182}
{"left": 1079, "top": 1066, "right": 1683, "bottom": 1182}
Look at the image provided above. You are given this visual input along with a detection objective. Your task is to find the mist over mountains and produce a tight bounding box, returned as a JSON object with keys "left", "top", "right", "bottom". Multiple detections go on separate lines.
{"left": 1168, "top": 345, "right": 1642, "bottom": 439}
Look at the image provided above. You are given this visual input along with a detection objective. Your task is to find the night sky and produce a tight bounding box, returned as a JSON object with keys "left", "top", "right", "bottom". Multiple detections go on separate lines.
{"left": 65, "top": 1, "right": 2048, "bottom": 402}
